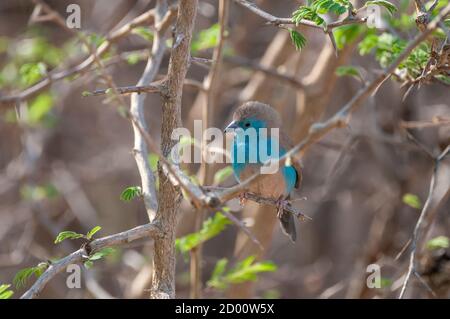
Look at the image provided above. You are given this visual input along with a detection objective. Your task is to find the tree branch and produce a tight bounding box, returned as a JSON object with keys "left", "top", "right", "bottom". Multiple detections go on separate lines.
{"left": 130, "top": 0, "right": 169, "bottom": 221}
{"left": 151, "top": 0, "right": 198, "bottom": 299}
{"left": 20, "top": 223, "right": 162, "bottom": 299}
{"left": 399, "top": 145, "right": 450, "bottom": 298}
{"left": 232, "top": 0, "right": 367, "bottom": 31}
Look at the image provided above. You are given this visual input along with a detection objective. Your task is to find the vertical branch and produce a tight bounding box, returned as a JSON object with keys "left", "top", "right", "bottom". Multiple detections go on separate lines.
{"left": 399, "top": 146, "right": 450, "bottom": 298}
{"left": 191, "top": 0, "right": 229, "bottom": 299}
{"left": 130, "top": 0, "right": 168, "bottom": 221}
{"left": 151, "top": 0, "right": 198, "bottom": 299}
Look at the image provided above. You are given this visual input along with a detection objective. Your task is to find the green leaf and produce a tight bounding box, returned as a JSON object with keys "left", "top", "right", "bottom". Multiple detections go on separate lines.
{"left": 191, "top": 24, "right": 220, "bottom": 54}
{"left": 132, "top": 27, "right": 154, "bottom": 42}
{"left": 207, "top": 255, "right": 277, "bottom": 290}
{"left": 312, "top": 0, "right": 349, "bottom": 15}
{"left": 380, "top": 277, "right": 393, "bottom": 288}
{"left": 148, "top": 153, "right": 159, "bottom": 171}
{"left": 292, "top": 6, "right": 324, "bottom": 25}
{"left": 358, "top": 33, "right": 379, "bottom": 55}
{"left": 86, "top": 33, "right": 106, "bottom": 49}
{"left": 126, "top": 52, "right": 142, "bottom": 65}
{"left": 20, "top": 183, "right": 58, "bottom": 201}
{"left": 27, "top": 92, "right": 53, "bottom": 124}
{"left": 54, "top": 231, "right": 85, "bottom": 244}
{"left": 333, "top": 24, "right": 363, "bottom": 50}
{"left": 289, "top": 29, "right": 307, "bottom": 51}
{"left": 176, "top": 212, "right": 232, "bottom": 253}
{"left": 13, "top": 263, "right": 47, "bottom": 289}
{"left": 445, "top": 19, "right": 450, "bottom": 28}
{"left": 19, "top": 62, "right": 46, "bottom": 86}
{"left": 207, "top": 258, "right": 229, "bottom": 290}
{"left": 86, "top": 226, "right": 102, "bottom": 240}
{"left": 227, "top": 259, "right": 277, "bottom": 284}
{"left": 88, "top": 247, "right": 116, "bottom": 261}
{"left": 213, "top": 166, "right": 234, "bottom": 185}
{"left": 13, "top": 268, "right": 35, "bottom": 288}
{"left": 0, "top": 284, "right": 13, "bottom": 299}
{"left": 426, "top": 236, "right": 450, "bottom": 250}
{"left": 402, "top": 193, "right": 421, "bottom": 209}
{"left": 84, "top": 260, "right": 94, "bottom": 269}
{"left": 336, "top": 65, "right": 361, "bottom": 80}
{"left": 81, "top": 90, "right": 93, "bottom": 97}
{"left": 365, "top": 0, "right": 397, "bottom": 15}
{"left": 120, "top": 186, "right": 142, "bottom": 201}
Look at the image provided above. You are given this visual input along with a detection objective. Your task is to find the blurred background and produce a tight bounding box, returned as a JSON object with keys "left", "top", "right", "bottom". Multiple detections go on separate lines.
{"left": 0, "top": 0, "right": 449, "bottom": 299}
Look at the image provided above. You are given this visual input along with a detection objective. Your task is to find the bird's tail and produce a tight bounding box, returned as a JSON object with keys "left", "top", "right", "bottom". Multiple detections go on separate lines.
{"left": 279, "top": 210, "right": 297, "bottom": 243}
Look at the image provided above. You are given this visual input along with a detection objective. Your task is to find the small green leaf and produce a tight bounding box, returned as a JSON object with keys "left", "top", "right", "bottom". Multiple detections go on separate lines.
{"left": 19, "top": 62, "right": 46, "bottom": 86}
{"left": 84, "top": 260, "right": 94, "bottom": 269}
{"left": 126, "top": 52, "right": 142, "bottom": 65}
{"left": 54, "top": 231, "right": 85, "bottom": 244}
{"left": 207, "top": 258, "right": 229, "bottom": 290}
{"left": 148, "top": 153, "right": 159, "bottom": 171}
{"left": 81, "top": 91, "right": 93, "bottom": 97}
{"left": 105, "top": 88, "right": 113, "bottom": 95}
{"left": 213, "top": 166, "right": 234, "bottom": 185}
{"left": 333, "top": 24, "right": 363, "bottom": 50}
{"left": 365, "top": 0, "right": 397, "bottom": 15}
{"left": 0, "top": 284, "right": 13, "bottom": 299}
{"left": 191, "top": 24, "right": 220, "bottom": 54}
{"left": 380, "top": 277, "right": 393, "bottom": 288}
{"left": 445, "top": 19, "right": 450, "bottom": 28}
{"left": 27, "top": 92, "right": 53, "bottom": 124}
{"left": 227, "top": 259, "right": 277, "bottom": 284}
{"left": 13, "top": 263, "right": 47, "bottom": 289}
{"left": 88, "top": 247, "right": 116, "bottom": 261}
{"left": 402, "top": 193, "right": 422, "bottom": 209}
{"left": 120, "top": 186, "right": 142, "bottom": 201}
{"left": 132, "top": 27, "right": 154, "bottom": 42}
{"left": 20, "top": 183, "right": 58, "bottom": 201}
{"left": 312, "top": 0, "right": 349, "bottom": 15}
{"left": 336, "top": 66, "right": 361, "bottom": 80}
{"left": 426, "top": 236, "right": 450, "bottom": 250}
{"left": 176, "top": 212, "right": 231, "bottom": 253}
{"left": 289, "top": 29, "right": 307, "bottom": 51}
{"left": 206, "top": 255, "right": 277, "bottom": 290}
{"left": 86, "top": 33, "right": 106, "bottom": 49}
{"left": 86, "top": 226, "right": 102, "bottom": 240}
{"left": 292, "top": 6, "right": 324, "bottom": 26}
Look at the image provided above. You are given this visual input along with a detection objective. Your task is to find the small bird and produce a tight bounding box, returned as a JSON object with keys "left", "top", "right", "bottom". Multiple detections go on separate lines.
{"left": 225, "top": 101, "right": 302, "bottom": 242}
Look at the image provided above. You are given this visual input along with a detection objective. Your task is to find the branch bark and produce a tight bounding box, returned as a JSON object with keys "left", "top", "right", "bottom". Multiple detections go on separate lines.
{"left": 130, "top": 0, "right": 168, "bottom": 222}
{"left": 151, "top": 0, "right": 198, "bottom": 299}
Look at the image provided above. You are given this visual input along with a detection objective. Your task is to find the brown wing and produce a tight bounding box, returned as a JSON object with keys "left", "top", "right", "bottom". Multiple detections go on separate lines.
{"left": 280, "top": 130, "right": 303, "bottom": 189}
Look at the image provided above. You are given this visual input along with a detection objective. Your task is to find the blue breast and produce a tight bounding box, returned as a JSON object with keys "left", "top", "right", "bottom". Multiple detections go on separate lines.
{"left": 231, "top": 130, "right": 297, "bottom": 195}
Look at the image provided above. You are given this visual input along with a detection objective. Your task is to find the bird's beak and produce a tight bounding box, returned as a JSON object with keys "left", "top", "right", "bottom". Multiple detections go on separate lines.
{"left": 224, "top": 120, "right": 238, "bottom": 133}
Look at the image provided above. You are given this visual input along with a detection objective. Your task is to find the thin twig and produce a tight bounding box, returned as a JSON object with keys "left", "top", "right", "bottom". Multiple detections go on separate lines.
{"left": 399, "top": 146, "right": 450, "bottom": 298}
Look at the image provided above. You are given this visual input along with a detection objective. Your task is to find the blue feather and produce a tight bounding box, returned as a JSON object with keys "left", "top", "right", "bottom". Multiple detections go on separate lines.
{"left": 230, "top": 118, "right": 296, "bottom": 194}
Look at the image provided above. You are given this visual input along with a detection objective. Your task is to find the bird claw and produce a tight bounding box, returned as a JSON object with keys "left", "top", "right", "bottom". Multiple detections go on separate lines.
{"left": 276, "top": 198, "right": 289, "bottom": 218}
{"left": 239, "top": 192, "right": 248, "bottom": 207}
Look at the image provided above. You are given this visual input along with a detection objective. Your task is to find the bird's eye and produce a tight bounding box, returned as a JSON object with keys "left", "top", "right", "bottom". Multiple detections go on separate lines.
{"left": 244, "top": 122, "right": 250, "bottom": 128}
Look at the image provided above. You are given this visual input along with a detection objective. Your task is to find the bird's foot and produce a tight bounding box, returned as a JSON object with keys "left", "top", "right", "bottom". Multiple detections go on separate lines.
{"left": 276, "top": 198, "right": 290, "bottom": 218}
{"left": 239, "top": 192, "right": 248, "bottom": 207}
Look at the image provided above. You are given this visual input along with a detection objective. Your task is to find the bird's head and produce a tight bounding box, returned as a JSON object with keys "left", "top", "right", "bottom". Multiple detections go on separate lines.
{"left": 224, "top": 101, "right": 281, "bottom": 133}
